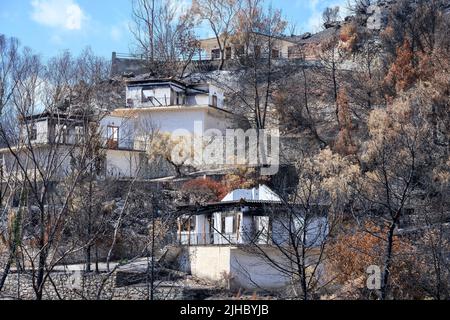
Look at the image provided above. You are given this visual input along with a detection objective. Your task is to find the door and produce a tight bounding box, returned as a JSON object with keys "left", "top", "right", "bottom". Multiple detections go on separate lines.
{"left": 107, "top": 126, "right": 119, "bottom": 150}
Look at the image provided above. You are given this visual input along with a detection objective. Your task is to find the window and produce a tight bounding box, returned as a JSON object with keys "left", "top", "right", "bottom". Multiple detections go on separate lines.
{"left": 211, "top": 94, "right": 218, "bottom": 107}
{"left": 30, "top": 124, "right": 37, "bottom": 141}
{"left": 176, "top": 92, "right": 185, "bottom": 105}
{"left": 107, "top": 125, "right": 119, "bottom": 149}
{"left": 221, "top": 214, "right": 238, "bottom": 234}
{"left": 211, "top": 49, "right": 221, "bottom": 60}
{"left": 271, "top": 49, "right": 280, "bottom": 59}
{"left": 55, "top": 124, "right": 68, "bottom": 144}
{"left": 75, "top": 126, "right": 84, "bottom": 143}
{"left": 142, "top": 89, "right": 156, "bottom": 105}
{"left": 180, "top": 216, "right": 196, "bottom": 232}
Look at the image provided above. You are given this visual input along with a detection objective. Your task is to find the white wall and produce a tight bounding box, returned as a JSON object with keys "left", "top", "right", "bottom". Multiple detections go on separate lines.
{"left": 222, "top": 185, "right": 281, "bottom": 202}
{"left": 127, "top": 86, "right": 175, "bottom": 107}
{"left": 240, "top": 215, "right": 254, "bottom": 244}
{"left": 100, "top": 115, "right": 135, "bottom": 150}
{"left": 1, "top": 145, "right": 77, "bottom": 180}
{"left": 186, "top": 93, "right": 209, "bottom": 106}
{"left": 139, "top": 108, "right": 207, "bottom": 134}
{"left": 187, "top": 246, "right": 231, "bottom": 282}
{"left": 230, "top": 247, "right": 291, "bottom": 290}
{"left": 271, "top": 216, "right": 329, "bottom": 247}
{"left": 109, "top": 107, "right": 235, "bottom": 137}
{"left": 105, "top": 149, "right": 142, "bottom": 178}
{"left": 204, "top": 110, "right": 235, "bottom": 133}
{"left": 34, "top": 119, "right": 49, "bottom": 144}
{"left": 126, "top": 86, "right": 141, "bottom": 106}
{"left": 182, "top": 246, "right": 291, "bottom": 290}
{"left": 208, "top": 84, "right": 225, "bottom": 108}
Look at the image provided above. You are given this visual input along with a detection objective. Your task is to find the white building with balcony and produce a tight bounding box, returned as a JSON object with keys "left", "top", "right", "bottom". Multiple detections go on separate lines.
{"left": 0, "top": 76, "right": 249, "bottom": 181}
{"left": 98, "top": 76, "right": 248, "bottom": 178}
{"left": 176, "top": 185, "right": 329, "bottom": 290}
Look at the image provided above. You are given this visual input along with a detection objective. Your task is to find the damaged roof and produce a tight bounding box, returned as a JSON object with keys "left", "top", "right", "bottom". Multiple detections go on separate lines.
{"left": 177, "top": 199, "right": 285, "bottom": 216}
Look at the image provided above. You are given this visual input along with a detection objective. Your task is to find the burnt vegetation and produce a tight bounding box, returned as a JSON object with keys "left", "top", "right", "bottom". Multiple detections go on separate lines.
{"left": 1, "top": 0, "right": 450, "bottom": 300}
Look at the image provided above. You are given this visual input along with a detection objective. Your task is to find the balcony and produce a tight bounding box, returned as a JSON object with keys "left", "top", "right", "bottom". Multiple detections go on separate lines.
{"left": 177, "top": 231, "right": 276, "bottom": 246}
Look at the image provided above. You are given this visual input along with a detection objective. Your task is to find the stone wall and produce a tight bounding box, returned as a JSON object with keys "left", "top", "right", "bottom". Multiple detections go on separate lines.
{"left": 0, "top": 268, "right": 205, "bottom": 300}
{"left": 0, "top": 271, "right": 150, "bottom": 300}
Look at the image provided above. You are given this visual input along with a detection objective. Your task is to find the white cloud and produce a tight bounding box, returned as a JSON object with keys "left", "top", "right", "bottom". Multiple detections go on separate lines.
{"left": 31, "top": 0, "right": 86, "bottom": 30}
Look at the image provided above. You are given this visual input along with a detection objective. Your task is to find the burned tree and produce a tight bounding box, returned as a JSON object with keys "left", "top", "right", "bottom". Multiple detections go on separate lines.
{"left": 131, "top": 0, "right": 199, "bottom": 77}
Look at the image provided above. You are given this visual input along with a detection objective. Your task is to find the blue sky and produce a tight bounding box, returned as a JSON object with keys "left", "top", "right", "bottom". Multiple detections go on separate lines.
{"left": 0, "top": 0, "right": 349, "bottom": 60}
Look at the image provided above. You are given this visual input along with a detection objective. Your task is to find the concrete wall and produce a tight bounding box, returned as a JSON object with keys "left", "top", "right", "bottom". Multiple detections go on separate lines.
{"left": 105, "top": 149, "right": 142, "bottom": 178}
{"left": 0, "top": 145, "right": 76, "bottom": 180}
{"left": 186, "top": 93, "right": 209, "bottom": 106}
{"left": 156, "top": 108, "right": 207, "bottom": 133}
{"left": 185, "top": 246, "right": 231, "bottom": 283}
{"left": 181, "top": 246, "right": 291, "bottom": 290}
{"left": 230, "top": 247, "right": 291, "bottom": 290}
{"left": 110, "top": 53, "right": 149, "bottom": 77}
{"left": 110, "top": 107, "right": 237, "bottom": 136}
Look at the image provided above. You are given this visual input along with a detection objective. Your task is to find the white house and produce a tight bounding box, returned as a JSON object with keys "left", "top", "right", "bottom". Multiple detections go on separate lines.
{"left": 0, "top": 76, "right": 248, "bottom": 180}
{"left": 176, "top": 185, "right": 329, "bottom": 290}
{"left": 98, "top": 77, "right": 249, "bottom": 178}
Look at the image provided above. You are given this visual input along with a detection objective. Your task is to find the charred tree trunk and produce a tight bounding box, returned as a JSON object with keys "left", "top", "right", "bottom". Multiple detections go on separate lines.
{"left": 381, "top": 221, "right": 397, "bottom": 300}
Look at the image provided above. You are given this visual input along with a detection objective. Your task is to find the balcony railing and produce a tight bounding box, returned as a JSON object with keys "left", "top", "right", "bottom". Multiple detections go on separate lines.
{"left": 177, "top": 232, "right": 272, "bottom": 246}
{"left": 26, "top": 134, "right": 147, "bottom": 153}
{"left": 114, "top": 50, "right": 316, "bottom": 64}
{"left": 177, "top": 231, "right": 290, "bottom": 247}
{"left": 191, "top": 50, "right": 316, "bottom": 62}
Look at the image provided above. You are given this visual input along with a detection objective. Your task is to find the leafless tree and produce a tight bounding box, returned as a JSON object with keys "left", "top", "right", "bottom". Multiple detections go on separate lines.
{"left": 322, "top": 6, "right": 341, "bottom": 29}
{"left": 0, "top": 45, "right": 114, "bottom": 299}
{"left": 243, "top": 149, "right": 358, "bottom": 299}
{"left": 131, "top": 0, "right": 199, "bottom": 77}
{"left": 273, "top": 61, "right": 328, "bottom": 148}
{"left": 217, "top": 3, "right": 287, "bottom": 130}
{"left": 347, "top": 0, "right": 373, "bottom": 15}
{"left": 353, "top": 89, "right": 435, "bottom": 299}
{"left": 191, "top": 0, "right": 243, "bottom": 70}
{"left": 414, "top": 189, "right": 450, "bottom": 300}
{"left": 317, "top": 31, "right": 345, "bottom": 126}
